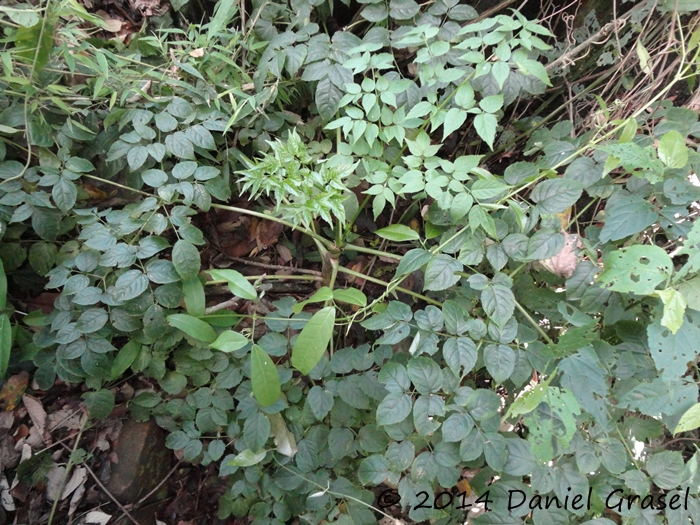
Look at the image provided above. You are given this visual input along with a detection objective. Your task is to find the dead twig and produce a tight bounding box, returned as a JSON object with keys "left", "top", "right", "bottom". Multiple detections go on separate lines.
{"left": 60, "top": 443, "right": 144, "bottom": 525}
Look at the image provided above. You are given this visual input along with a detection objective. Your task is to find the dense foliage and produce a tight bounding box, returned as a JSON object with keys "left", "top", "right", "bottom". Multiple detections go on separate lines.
{"left": 2, "top": 0, "right": 700, "bottom": 523}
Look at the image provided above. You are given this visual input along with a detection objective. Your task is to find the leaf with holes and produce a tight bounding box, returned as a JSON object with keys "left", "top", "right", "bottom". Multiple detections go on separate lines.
{"left": 598, "top": 245, "right": 672, "bottom": 295}
{"left": 647, "top": 312, "right": 700, "bottom": 382}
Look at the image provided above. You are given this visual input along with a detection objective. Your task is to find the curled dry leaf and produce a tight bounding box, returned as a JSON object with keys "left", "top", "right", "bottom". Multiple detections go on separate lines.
{"left": 22, "top": 395, "right": 46, "bottom": 437}
{"left": 539, "top": 231, "right": 583, "bottom": 278}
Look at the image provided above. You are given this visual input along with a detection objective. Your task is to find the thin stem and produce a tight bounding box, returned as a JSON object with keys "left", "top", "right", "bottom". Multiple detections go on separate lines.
{"left": 48, "top": 415, "right": 87, "bottom": 525}
{"left": 337, "top": 266, "right": 442, "bottom": 306}
{"left": 514, "top": 299, "right": 554, "bottom": 345}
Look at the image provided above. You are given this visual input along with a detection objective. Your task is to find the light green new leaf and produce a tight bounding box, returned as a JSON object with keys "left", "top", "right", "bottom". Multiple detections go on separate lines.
{"left": 375, "top": 224, "right": 420, "bottom": 242}
{"left": 443, "top": 108, "right": 467, "bottom": 140}
{"left": 208, "top": 269, "right": 257, "bottom": 300}
{"left": 674, "top": 403, "right": 700, "bottom": 434}
{"left": 474, "top": 112, "right": 498, "bottom": 150}
{"left": 292, "top": 286, "right": 333, "bottom": 314}
{"left": 251, "top": 344, "right": 281, "bottom": 406}
{"left": 291, "top": 307, "right": 335, "bottom": 374}
{"left": 656, "top": 289, "right": 687, "bottom": 334}
{"left": 506, "top": 373, "right": 555, "bottom": 420}
{"left": 332, "top": 288, "right": 367, "bottom": 307}
{"left": 167, "top": 314, "right": 217, "bottom": 343}
{"left": 211, "top": 330, "right": 249, "bottom": 353}
{"left": 227, "top": 449, "right": 267, "bottom": 467}
{"left": 658, "top": 130, "right": 688, "bottom": 169}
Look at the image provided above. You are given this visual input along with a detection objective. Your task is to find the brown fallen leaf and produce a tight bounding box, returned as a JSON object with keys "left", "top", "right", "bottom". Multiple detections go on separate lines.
{"left": 22, "top": 395, "right": 46, "bottom": 437}
{"left": 539, "top": 231, "right": 583, "bottom": 278}
{"left": 0, "top": 372, "right": 29, "bottom": 411}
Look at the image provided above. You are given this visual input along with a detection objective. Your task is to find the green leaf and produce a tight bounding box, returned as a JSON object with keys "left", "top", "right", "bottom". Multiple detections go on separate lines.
{"left": 658, "top": 130, "right": 688, "bottom": 168}
{"left": 678, "top": 276, "right": 700, "bottom": 311}
{"left": 474, "top": 112, "right": 498, "bottom": 149}
{"left": 598, "top": 245, "right": 672, "bottom": 295}
{"left": 207, "top": 269, "right": 257, "bottom": 300}
{"left": 75, "top": 308, "right": 108, "bottom": 333}
{"left": 167, "top": 313, "right": 217, "bottom": 343}
{"left": 227, "top": 449, "right": 267, "bottom": 467}
{"left": 442, "top": 413, "right": 474, "bottom": 442}
{"left": 646, "top": 451, "right": 684, "bottom": 489}
{"left": 484, "top": 344, "right": 515, "bottom": 383}
{"left": 656, "top": 289, "right": 687, "bottom": 334}
{"left": 647, "top": 312, "right": 700, "bottom": 382}
{"left": 160, "top": 371, "right": 187, "bottom": 395}
{"left": 358, "top": 455, "right": 390, "bottom": 485}
{"left": 291, "top": 307, "right": 335, "bottom": 374}
{"left": 211, "top": 331, "right": 249, "bottom": 353}
{"left": 599, "top": 195, "right": 658, "bottom": 243}
{"left": 443, "top": 108, "right": 467, "bottom": 140}
{"left": 506, "top": 373, "right": 555, "bottom": 419}
{"left": 165, "top": 132, "right": 195, "bottom": 159}
{"left": 424, "top": 254, "right": 463, "bottom": 291}
{"left": 15, "top": 15, "right": 55, "bottom": 76}
{"left": 0, "top": 259, "right": 6, "bottom": 310}
{"left": 111, "top": 340, "right": 141, "bottom": 379}
{"left": 28, "top": 242, "right": 56, "bottom": 277}
{"left": 172, "top": 240, "right": 200, "bottom": 281}
{"left": 375, "top": 224, "right": 420, "bottom": 242}
{"left": 390, "top": 0, "right": 420, "bottom": 19}
{"left": 127, "top": 146, "right": 148, "bottom": 171}
{"left": 53, "top": 178, "right": 77, "bottom": 213}
{"left": 0, "top": 315, "right": 10, "bottom": 378}
{"left": 332, "top": 288, "right": 367, "bottom": 307}
{"left": 82, "top": 389, "right": 114, "bottom": 419}
{"left": 674, "top": 403, "right": 700, "bottom": 434}
{"left": 407, "top": 356, "right": 442, "bottom": 395}
{"left": 112, "top": 270, "right": 149, "bottom": 301}
{"left": 481, "top": 285, "right": 515, "bottom": 328}
{"left": 251, "top": 344, "right": 281, "bottom": 407}
{"left": 396, "top": 249, "right": 432, "bottom": 276}
{"left": 316, "top": 76, "right": 343, "bottom": 121}
{"left": 443, "top": 337, "right": 478, "bottom": 377}
{"left": 376, "top": 392, "right": 412, "bottom": 425}
{"left": 292, "top": 287, "right": 333, "bottom": 314}
{"left": 307, "top": 386, "right": 334, "bottom": 420}
{"left": 185, "top": 125, "right": 216, "bottom": 150}
{"left": 531, "top": 179, "right": 583, "bottom": 214}
{"left": 183, "top": 277, "right": 205, "bottom": 316}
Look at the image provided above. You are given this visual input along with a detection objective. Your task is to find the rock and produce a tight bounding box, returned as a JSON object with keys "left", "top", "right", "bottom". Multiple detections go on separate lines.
{"left": 106, "top": 419, "right": 171, "bottom": 503}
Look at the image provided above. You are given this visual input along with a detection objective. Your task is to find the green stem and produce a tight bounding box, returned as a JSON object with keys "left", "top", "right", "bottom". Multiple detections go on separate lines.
{"left": 337, "top": 266, "right": 442, "bottom": 306}
{"left": 514, "top": 299, "right": 554, "bottom": 345}
{"left": 210, "top": 203, "right": 332, "bottom": 249}
{"left": 48, "top": 416, "right": 87, "bottom": 525}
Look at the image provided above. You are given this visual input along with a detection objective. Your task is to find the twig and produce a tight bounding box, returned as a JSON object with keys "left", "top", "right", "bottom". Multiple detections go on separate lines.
{"left": 222, "top": 256, "right": 322, "bottom": 276}
{"left": 546, "top": 17, "right": 628, "bottom": 71}
{"left": 61, "top": 443, "right": 144, "bottom": 525}
{"left": 205, "top": 297, "right": 241, "bottom": 314}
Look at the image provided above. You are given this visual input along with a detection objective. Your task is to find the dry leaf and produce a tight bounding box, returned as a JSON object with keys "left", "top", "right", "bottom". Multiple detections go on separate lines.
{"left": 22, "top": 395, "right": 46, "bottom": 436}
{"left": 189, "top": 48, "right": 204, "bottom": 57}
{"left": 539, "top": 231, "right": 583, "bottom": 278}
{"left": 0, "top": 474, "right": 15, "bottom": 511}
{"left": 0, "top": 372, "right": 29, "bottom": 410}
{"left": 84, "top": 510, "right": 112, "bottom": 524}
{"left": 61, "top": 467, "right": 87, "bottom": 500}
{"left": 46, "top": 465, "right": 66, "bottom": 501}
